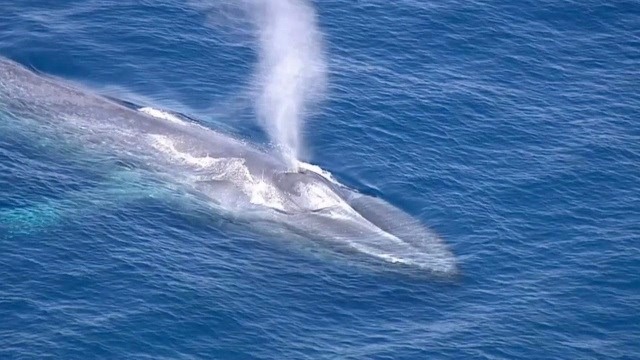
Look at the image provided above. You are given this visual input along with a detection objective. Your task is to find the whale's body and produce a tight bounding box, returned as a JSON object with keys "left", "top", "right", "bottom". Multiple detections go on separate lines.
{"left": 0, "top": 57, "right": 456, "bottom": 274}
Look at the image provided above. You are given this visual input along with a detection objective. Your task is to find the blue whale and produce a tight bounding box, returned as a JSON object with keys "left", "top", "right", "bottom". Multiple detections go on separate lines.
{"left": 0, "top": 57, "right": 456, "bottom": 274}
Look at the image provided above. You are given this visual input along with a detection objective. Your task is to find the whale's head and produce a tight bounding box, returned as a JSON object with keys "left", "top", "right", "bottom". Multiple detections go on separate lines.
{"left": 268, "top": 168, "right": 458, "bottom": 276}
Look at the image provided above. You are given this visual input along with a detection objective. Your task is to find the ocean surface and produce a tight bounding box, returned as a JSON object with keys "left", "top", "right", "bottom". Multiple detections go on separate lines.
{"left": 1, "top": 0, "right": 639, "bottom": 359}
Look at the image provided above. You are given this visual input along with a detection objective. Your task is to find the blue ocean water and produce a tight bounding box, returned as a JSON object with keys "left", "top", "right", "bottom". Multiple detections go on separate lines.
{"left": 1, "top": 0, "right": 639, "bottom": 358}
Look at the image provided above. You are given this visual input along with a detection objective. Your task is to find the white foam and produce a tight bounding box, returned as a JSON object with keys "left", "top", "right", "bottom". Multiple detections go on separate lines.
{"left": 294, "top": 180, "right": 346, "bottom": 212}
{"left": 248, "top": 174, "right": 286, "bottom": 210}
{"left": 296, "top": 161, "right": 338, "bottom": 184}
{"left": 139, "top": 107, "right": 188, "bottom": 125}
{"left": 149, "top": 134, "right": 220, "bottom": 168}
{"left": 148, "top": 133, "right": 287, "bottom": 211}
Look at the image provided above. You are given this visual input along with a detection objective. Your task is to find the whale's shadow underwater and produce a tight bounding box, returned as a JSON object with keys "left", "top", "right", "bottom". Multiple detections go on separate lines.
{"left": 0, "top": 57, "right": 457, "bottom": 275}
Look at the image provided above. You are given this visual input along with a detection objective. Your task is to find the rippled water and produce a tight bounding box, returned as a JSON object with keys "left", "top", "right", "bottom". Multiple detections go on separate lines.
{"left": 1, "top": 0, "right": 639, "bottom": 358}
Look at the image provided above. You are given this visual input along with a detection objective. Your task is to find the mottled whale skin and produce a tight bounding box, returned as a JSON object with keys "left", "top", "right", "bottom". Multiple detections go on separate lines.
{"left": 0, "top": 57, "right": 456, "bottom": 275}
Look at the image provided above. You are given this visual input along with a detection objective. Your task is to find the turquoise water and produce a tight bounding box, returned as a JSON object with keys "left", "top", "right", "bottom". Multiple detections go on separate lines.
{"left": 1, "top": 0, "right": 639, "bottom": 358}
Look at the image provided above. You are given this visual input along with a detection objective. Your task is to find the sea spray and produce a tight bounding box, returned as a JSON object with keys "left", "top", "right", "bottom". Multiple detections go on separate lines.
{"left": 252, "top": 0, "right": 327, "bottom": 168}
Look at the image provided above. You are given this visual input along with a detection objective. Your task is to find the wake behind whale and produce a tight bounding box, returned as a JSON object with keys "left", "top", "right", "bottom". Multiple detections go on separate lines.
{"left": 0, "top": 57, "right": 457, "bottom": 275}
